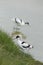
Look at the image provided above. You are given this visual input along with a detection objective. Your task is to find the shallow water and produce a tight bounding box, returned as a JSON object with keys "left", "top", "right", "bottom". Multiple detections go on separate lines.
{"left": 0, "top": 16, "right": 43, "bottom": 62}
{"left": 0, "top": 0, "right": 43, "bottom": 62}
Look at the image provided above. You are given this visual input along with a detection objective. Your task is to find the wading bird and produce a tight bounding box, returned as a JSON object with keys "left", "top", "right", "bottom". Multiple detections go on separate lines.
{"left": 11, "top": 17, "right": 30, "bottom": 26}
{"left": 15, "top": 35, "right": 33, "bottom": 49}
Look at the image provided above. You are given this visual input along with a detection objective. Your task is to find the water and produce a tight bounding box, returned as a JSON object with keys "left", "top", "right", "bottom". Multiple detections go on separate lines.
{"left": 0, "top": 0, "right": 43, "bottom": 62}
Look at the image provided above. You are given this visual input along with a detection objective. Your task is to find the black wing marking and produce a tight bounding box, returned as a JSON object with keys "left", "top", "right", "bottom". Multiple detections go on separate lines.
{"left": 21, "top": 41, "right": 26, "bottom": 44}
{"left": 22, "top": 45, "right": 30, "bottom": 48}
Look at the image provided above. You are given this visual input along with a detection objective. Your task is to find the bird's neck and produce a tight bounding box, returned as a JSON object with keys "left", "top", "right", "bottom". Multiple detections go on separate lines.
{"left": 21, "top": 21, "right": 24, "bottom": 25}
{"left": 17, "top": 39, "right": 22, "bottom": 44}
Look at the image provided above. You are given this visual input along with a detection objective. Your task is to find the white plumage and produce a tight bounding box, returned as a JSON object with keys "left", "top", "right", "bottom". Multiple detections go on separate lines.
{"left": 11, "top": 17, "right": 29, "bottom": 26}
{"left": 15, "top": 36, "right": 33, "bottom": 49}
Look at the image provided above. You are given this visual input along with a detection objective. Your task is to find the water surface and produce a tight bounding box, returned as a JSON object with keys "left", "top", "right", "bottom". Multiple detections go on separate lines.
{"left": 0, "top": 0, "right": 43, "bottom": 62}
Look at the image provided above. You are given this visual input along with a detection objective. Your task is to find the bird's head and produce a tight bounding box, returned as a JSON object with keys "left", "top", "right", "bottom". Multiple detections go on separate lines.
{"left": 15, "top": 35, "right": 21, "bottom": 40}
{"left": 16, "top": 35, "right": 20, "bottom": 38}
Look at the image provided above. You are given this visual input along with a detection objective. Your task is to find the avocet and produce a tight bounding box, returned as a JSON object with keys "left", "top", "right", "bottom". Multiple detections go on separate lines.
{"left": 11, "top": 17, "right": 30, "bottom": 26}
{"left": 15, "top": 35, "right": 33, "bottom": 49}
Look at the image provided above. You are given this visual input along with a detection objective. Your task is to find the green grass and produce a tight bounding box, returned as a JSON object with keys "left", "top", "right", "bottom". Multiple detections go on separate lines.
{"left": 0, "top": 30, "right": 43, "bottom": 65}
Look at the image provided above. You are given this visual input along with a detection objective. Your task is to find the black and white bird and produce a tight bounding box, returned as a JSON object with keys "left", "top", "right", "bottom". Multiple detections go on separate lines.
{"left": 11, "top": 17, "right": 30, "bottom": 26}
{"left": 15, "top": 35, "right": 33, "bottom": 49}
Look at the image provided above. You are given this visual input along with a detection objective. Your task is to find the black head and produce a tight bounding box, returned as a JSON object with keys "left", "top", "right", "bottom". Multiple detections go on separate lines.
{"left": 16, "top": 35, "right": 20, "bottom": 39}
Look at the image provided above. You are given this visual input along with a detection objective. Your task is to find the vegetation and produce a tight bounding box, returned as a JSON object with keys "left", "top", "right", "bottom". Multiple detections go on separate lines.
{"left": 0, "top": 30, "right": 43, "bottom": 65}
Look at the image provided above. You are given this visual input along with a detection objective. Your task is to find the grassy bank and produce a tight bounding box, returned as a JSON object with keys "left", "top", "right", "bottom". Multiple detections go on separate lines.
{"left": 0, "top": 30, "right": 43, "bottom": 65}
